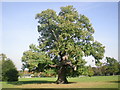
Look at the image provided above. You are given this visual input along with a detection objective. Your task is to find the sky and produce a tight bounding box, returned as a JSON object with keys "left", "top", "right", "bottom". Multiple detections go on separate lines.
{"left": 1, "top": 2, "right": 118, "bottom": 70}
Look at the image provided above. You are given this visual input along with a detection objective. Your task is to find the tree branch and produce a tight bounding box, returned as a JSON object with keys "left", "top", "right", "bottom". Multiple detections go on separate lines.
{"left": 65, "top": 61, "right": 77, "bottom": 71}
{"left": 49, "top": 64, "right": 58, "bottom": 67}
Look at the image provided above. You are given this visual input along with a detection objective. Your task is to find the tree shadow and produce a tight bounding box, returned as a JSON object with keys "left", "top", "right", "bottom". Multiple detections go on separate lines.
{"left": 67, "top": 82, "right": 76, "bottom": 84}
{"left": 109, "top": 81, "right": 120, "bottom": 83}
{"left": 7, "top": 80, "right": 76, "bottom": 85}
{"left": 7, "top": 80, "right": 55, "bottom": 85}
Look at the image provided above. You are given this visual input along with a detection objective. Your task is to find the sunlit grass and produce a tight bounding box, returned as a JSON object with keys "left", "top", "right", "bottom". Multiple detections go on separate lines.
{"left": 68, "top": 75, "right": 118, "bottom": 82}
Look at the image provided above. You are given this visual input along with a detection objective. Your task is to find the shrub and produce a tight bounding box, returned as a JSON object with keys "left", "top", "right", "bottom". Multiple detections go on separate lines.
{"left": 5, "top": 69, "right": 19, "bottom": 81}
{"left": 1, "top": 57, "right": 19, "bottom": 81}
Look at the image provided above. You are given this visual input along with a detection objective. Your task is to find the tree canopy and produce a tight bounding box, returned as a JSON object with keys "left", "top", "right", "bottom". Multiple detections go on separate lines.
{"left": 35, "top": 5, "right": 105, "bottom": 63}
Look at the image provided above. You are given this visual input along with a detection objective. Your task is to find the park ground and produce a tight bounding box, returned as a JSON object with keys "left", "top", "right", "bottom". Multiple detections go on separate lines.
{"left": 1, "top": 75, "right": 120, "bottom": 89}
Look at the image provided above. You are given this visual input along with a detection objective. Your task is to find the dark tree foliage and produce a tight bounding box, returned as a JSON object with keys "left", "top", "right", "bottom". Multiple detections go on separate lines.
{"left": 5, "top": 69, "right": 19, "bottom": 81}
{"left": 1, "top": 53, "right": 18, "bottom": 81}
{"left": 92, "top": 67, "right": 102, "bottom": 76}
{"left": 105, "top": 57, "right": 119, "bottom": 75}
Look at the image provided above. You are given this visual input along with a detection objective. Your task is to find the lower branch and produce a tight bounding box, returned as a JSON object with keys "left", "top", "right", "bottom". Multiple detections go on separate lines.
{"left": 49, "top": 64, "right": 58, "bottom": 68}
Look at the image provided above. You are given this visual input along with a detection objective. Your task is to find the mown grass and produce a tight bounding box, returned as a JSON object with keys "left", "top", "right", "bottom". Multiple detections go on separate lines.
{"left": 1, "top": 75, "right": 119, "bottom": 88}
{"left": 68, "top": 75, "right": 118, "bottom": 82}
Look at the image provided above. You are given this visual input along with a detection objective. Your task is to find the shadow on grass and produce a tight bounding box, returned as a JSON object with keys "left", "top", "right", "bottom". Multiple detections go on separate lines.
{"left": 109, "top": 81, "right": 120, "bottom": 83}
{"left": 7, "top": 80, "right": 55, "bottom": 85}
{"left": 7, "top": 80, "right": 76, "bottom": 85}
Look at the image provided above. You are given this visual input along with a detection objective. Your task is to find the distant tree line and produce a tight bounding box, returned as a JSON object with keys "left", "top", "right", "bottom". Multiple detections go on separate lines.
{"left": 68, "top": 57, "right": 120, "bottom": 77}
{"left": 92, "top": 57, "right": 120, "bottom": 76}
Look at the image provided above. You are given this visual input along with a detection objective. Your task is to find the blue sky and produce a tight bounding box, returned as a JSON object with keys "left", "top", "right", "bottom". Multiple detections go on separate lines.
{"left": 1, "top": 2, "right": 118, "bottom": 70}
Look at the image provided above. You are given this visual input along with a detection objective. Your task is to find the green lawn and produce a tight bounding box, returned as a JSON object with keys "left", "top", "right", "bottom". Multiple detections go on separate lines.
{"left": 1, "top": 75, "right": 119, "bottom": 88}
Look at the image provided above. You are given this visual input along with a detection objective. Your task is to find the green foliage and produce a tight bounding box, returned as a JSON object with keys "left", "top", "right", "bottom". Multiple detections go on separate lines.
{"left": 92, "top": 57, "right": 119, "bottom": 76}
{"left": 45, "top": 69, "right": 57, "bottom": 77}
{"left": 35, "top": 5, "right": 105, "bottom": 64}
{"left": 0, "top": 53, "right": 7, "bottom": 61}
{"left": 105, "top": 57, "right": 119, "bottom": 75}
{"left": 70, "top": 65, "right": 94, "bottom": 77}
{"left": 1, "top": 53, "right": 18, "bottom": 81}
{"left": 22, "top": 5, "right": 105, "bottom": 77}
{"left": 101, "top": 65, "right": 108, "bottom": 76}
{"left": 22, "top": 44, "right": 53, "bottom": 72}
{"left": 92, "top": 67, "right": 102, "bottom": 76}
{"left": 87, "top": 66, "right": 94, "bottom": 77}
{"left": 117, "top": 63, "right": 120, "bottom": 75}
{"left": 5, "top": 69, "right": 19, "bottom": 81}
{"left": 2, "top": 59, "right": 16, "bottom": 81}
{"left": 36, "top": 6, "right": 104, "bottom": 61}
{"left": 0, "top": 60, "right": 2, "bottom": 81}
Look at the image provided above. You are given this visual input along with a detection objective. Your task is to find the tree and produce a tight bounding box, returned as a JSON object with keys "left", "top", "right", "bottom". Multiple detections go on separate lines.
{"left": 0, "top": 53, "right": 7, "bottom": 81}
{"left": 1, "top": 53, "right": 19, "bottom": 81}
{"left": 22, "top": 5, "right": 105, "bottom": 84}
{"left": 101, "top": 65, "right": 108, "bottom": 76}
{"left": 0, "top": 53, "right": 7, "bottom": 61}
{"left": 5, "top": 69, "right": 19, "bottom": 81}
{"left": 87, "top": 66, "right": 94, "bottom": 77}
{"left": 0, "top": 60, "right": 2, "bottom": 81}
{"left": 92, "top": 67, "right": 102, "bottom": 76}
{"left": 117, "top": 62, "right": 120, "bottom": 75}
{"left": 105, "top": 57, "right": 119, "bottom": 75}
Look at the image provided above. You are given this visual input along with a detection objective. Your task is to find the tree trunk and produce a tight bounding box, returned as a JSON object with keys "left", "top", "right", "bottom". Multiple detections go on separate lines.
{"left": 56, "top": 53, "right": 69, "bottom": 84}
{"left": 56, "top": 65, "right": 68, "bottom": 84}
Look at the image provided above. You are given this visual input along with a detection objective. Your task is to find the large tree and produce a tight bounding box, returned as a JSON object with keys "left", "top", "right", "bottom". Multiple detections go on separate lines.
{"left": 22, "top": 5, "right": 105, "bottom": 84}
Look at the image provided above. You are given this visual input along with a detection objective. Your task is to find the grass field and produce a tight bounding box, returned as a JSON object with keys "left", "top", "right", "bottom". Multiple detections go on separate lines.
{"left": 1, "top": 75, "right": 119, "bottom": 89}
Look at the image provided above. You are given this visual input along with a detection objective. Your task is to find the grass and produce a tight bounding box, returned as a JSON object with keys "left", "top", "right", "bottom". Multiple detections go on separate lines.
{"left": 68, "top": 75, "right": 118, "bottom": 82}
{"left": 1, "top": 75, "right": 119, "bottom": 88}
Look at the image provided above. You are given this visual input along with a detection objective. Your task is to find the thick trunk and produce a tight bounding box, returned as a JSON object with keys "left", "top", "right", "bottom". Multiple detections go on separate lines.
{"left": 56, "top": 65, "right": 68, "bottom": 84}
{"left": 56, "top": 53, "right": 69, "bottom": 84}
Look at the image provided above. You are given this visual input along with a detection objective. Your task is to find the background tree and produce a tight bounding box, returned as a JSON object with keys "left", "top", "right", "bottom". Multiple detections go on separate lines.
{"left": 0, "top": 53, "right": 7, "bottom": 81}
{"left": 0, "top": 60, "right": 2, "bottom": 81}
{"left": 5, "top": 69, "right": 19, "bottom": 81}
{"left": 87, "top": 66, "right": 94, "bottom": 77}
{"left": 101, "top": 65, "right": 108, "bottom": 76}
{"left": 92, "top": 67, "right": 102, "bottom": 76}
{"left": 1, "top": 53, "right": 19, "bottom": 81}
{"left": 105, "top": 57, "right": 119, "bottom": 75}
{"left": 117, "top": 62, "right": 120, "bottom": 75}
{"left": 22, "top": 5, "right": 105, "bottom": 84}
{"left": 0, "top": 53, "right": 7, "bottom": 61}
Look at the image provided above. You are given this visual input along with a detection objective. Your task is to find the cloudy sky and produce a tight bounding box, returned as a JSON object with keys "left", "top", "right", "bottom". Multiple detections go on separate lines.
{"left": 1, "top": 2, "right": 118, "bottom": 70}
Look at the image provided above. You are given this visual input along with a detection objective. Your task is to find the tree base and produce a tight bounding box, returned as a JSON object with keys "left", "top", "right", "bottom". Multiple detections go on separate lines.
{"left": 56, "top": 79, "right": 68, "bottom": 84}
